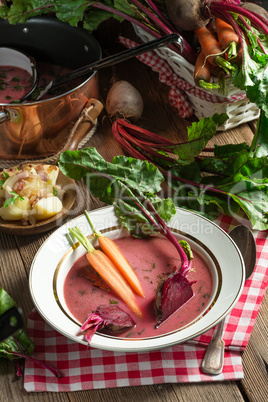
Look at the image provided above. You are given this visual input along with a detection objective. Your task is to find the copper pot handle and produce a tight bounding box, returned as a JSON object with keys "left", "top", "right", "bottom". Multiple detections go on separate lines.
{"left": 0, "top": 110, "right": 9, "bottom": 123}
{"left": 67, "top": 98, "right": 103, "bottom": 151}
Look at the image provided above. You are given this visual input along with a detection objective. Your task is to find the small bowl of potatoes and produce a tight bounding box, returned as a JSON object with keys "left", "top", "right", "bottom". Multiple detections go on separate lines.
{"left": 0, "top": 163, "right": 76, "bottom": 235}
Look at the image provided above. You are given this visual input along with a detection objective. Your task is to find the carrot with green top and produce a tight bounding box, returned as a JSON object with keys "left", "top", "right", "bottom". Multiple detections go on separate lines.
{"left": 69, "top": 226, "right": 142, "bottom": 317}
{"left": 194, "top": 50, "right": 220, "bottom": 91}
{"left": 194, "top": 25, "right": 235, "bottom": 73}
{"left": 215, "top": 17, "right": 240, "bottom": 60}
{"left": 85, "top": 210, "right": 145, "bottom": 298}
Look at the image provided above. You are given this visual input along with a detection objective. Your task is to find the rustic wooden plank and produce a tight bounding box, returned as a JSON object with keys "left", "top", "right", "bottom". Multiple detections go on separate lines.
{"left": 0, "top": 233, "right": 33, "bottom": 314}
{"left": 240, "top": 290, "right": 268, "bottom": 402}
{"left": 66, "top": 381, "right": 245, "bottom": 402}
{"left": 1, "top": 17, "right": 266, "bottom": 402}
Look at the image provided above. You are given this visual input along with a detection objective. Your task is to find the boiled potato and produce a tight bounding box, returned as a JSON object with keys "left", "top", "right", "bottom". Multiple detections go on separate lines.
{"left": 0, "top": 163, "right": 63, "bottom": 224}
{"left": 2, "top": 174, "right": 19, "bottom": 190}
{"left": 43, "top": 165, "right": 59, "bottom": 186}
{"left": 31, "top": 196, "right": 63, "bottom": 221}
{"left": 19, "top": 176, "right": 54, "bottom": 199}
{"left": 0, "top": 197, "right": 31, "bottom": 221}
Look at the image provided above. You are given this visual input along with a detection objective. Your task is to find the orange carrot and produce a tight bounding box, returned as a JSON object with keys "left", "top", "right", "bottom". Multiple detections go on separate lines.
{"left": 78, "top": 266, "right": 111, "bottom": 291}
{"left": 69, "top": 226, "right": 142, "bottom": 317}
{"left": 194, "top": 26, "right": 222, "bottom": 66}
{"left": 85, "top": 210, "right": 145, "bottom": 298}
{"left": 215, "top": 17, "right": 240, "bottom": 58}
{"left": 194, "top": 50, "right": 220, "bottom": 90}
{"left": 194, "top": 26, "right": 235, "bottom": 73}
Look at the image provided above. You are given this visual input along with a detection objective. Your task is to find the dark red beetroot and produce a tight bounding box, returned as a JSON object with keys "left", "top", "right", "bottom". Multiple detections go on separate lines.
{"left": 155, "top": 265, "right": 196, "bottom": 328}
{"left": 134, "top": 199, "right": 196, "bottom": 328}
{"left": 80, "top": 305, "right": 136, "bottom": 343}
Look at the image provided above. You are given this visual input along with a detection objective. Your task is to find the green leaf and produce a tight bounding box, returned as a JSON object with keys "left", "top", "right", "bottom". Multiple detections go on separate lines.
{"left": 170, "top": 113, "right": 228, "bottom": 161}
{"left": 54, "top": 0, "right": 90, "bottom": 26}
{"left": 59, "top": 147, "right": 164, "bottom": 195}
{"left": 59, "top": 147, "right": 176, "bottom": 235}
{"left": 179, "top": 240, "right": 193, "bottom": 260}
{"left": 83, "top": 8, "right": 116, "bottom": 32}
{"left": 0, "top": 287, "right": 34, "bottom": 360}
{"left": 231, "top": 19, "right": 268, "bottom": 117}
{"left": 214, "top": 143, "right": 250, "bottom": 158}
{"left": 3, "top": 191, "right": 24, "bottom": 207}
{"left": 169, "top": 160, "right": 202, "bottom": 183}
{"left": 250, "top": 110, "right": 268, "bottom": 158}
{"left": 0, "top": 0, "right": 54, "bottom": 24}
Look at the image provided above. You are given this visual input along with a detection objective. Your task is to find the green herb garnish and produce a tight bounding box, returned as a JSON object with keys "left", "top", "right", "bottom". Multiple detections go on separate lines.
{"left": 4, "top": 191, "right": 24, "bottom": 207}
{"left": 109, "top": 299, "right": 119, "bottom": 304}
{"left": 0, "top": 172, "right": 9, "bottom": 188}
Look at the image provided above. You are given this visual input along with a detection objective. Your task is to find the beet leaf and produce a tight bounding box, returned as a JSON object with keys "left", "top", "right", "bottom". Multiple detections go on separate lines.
{"left": 59, "top": 147, "right": 193, "bottom": 275}
{"left": 59, "top": 147, "right": 176, "bottom": 234}
{"left": 0, "top": 287, "right": 60, "bottom": 377}
{"left": 0, "top": 0, "right": 196, "bottom": 63}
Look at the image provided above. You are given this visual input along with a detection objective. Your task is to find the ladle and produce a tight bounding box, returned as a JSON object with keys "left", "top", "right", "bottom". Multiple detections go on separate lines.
{"left": 36, "top": 33, "right": 182, "bottom": 100}
{"left": 201, "top": 225, "right": 257, "bottom": 375}
{"left": 0, "top": 47, "right": 38, "bottom": 102}
{"left": 0, "top": 33, "right": 180, "bottom": 104}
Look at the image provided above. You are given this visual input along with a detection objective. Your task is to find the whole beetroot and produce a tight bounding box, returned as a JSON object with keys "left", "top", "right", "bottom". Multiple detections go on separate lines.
{"left": 166, "top": 0, "right": 210, "bottom": 31}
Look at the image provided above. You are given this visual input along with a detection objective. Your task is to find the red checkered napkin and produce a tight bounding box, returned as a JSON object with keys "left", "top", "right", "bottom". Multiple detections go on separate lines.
{"left": 118, "top": 37, "right": 247, "bottom": 119}
{"left": 24, "top": 215, "right": 268, "bottom": 392}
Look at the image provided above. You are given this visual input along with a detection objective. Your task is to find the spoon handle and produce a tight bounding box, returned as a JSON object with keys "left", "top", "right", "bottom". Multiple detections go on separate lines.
{"left": 201, "top": 318, "right": 225, "bottom": 375}
{"left": 37, "top": 33, "right": 181, "bottom": 100}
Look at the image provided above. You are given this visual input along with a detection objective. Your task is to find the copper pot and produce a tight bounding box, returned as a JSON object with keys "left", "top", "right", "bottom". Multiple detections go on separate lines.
{"left": 0, "top": 16, "right": 102, "bottom": 160}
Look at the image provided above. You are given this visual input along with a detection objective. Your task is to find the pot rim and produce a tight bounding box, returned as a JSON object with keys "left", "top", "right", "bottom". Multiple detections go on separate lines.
{"left": 0, "top": 70, "right": 98, "bottom": 107}
{"left": 0, "top": 15, "right": 102, "bottom": 107}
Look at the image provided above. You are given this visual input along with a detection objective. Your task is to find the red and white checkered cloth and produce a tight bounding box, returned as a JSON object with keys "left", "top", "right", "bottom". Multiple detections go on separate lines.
{"left": 24, "top": 214, "right": 268, "bottom": 392}
{"left": 118, "top": 37, "right": 247, "bottom": 119}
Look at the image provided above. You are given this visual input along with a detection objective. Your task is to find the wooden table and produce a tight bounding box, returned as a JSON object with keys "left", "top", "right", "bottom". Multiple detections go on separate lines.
{"left": 0, "top": 20, "right": 267, "bottom": 401}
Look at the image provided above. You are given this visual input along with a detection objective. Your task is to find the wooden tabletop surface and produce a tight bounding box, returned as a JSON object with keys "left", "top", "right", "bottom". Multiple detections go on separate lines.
{"left": 0, "top": 20, "right": 267, "bottom": 401}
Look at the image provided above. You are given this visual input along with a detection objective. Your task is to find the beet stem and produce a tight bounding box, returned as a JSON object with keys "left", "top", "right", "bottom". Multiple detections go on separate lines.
{"left": 134, "top": 199, "right": 189, "bottom": 272}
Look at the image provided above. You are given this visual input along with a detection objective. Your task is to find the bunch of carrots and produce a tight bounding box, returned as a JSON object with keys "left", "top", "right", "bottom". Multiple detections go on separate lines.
{"left": 194, "top": 18, "right": 240, "bottom": 92}
{"left": 69, "top": 211, "right": 144, "bottom": 317}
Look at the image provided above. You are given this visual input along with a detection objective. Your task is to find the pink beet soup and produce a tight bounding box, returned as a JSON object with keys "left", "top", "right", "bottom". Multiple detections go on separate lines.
{"left": 63, "top": 236, "right": 213, "bottom": 339}
{"left": 0, "top": 66, "right": 33, "bottom": 102}
{"left": 0, "top": 62, "right": 84, "bottom": 103}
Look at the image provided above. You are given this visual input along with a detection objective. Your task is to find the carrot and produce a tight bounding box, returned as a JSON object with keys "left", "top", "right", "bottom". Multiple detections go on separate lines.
{"left": 69, "top": 226, "right": 142, "bottom": 317}
{"left": 194, "top": 25, "right": 235, "bottom": 73}
{"left": 78, "top": 266, "right": 111, "bottom": 291}
{"left": 215, "top": 17, "right": 240, "bottom": 59}
{"left": 85, "top": 210, "right": 145, "bottom": 298}
{"left": 194, "top": 50, "right": 220, "bottom": 91}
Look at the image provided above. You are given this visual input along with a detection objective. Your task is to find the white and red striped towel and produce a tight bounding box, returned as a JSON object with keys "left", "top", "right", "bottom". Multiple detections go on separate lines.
{"left": 24, "top": 214, "right": 268, "bottom": 392}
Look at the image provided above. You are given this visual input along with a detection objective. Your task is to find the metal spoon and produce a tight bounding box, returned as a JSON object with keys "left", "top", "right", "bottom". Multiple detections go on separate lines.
{"left": 201, "top": 225, "right": 257, "bottom": 375}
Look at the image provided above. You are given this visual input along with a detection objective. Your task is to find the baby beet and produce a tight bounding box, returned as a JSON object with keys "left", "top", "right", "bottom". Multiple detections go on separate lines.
{"left": 166, "top": 0, "right": 210, "bottom": 31}
{"left": 105, "top": 80, "right": 144, "bottom": 122}
{"left": 155, "top": 269, "right": 196, "bottom": 328}
{"left": 81, "top": 305, "right": 136, "bottom": 343}
{"left": 241, "top": 2, "right": 268, "bottom": 21}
